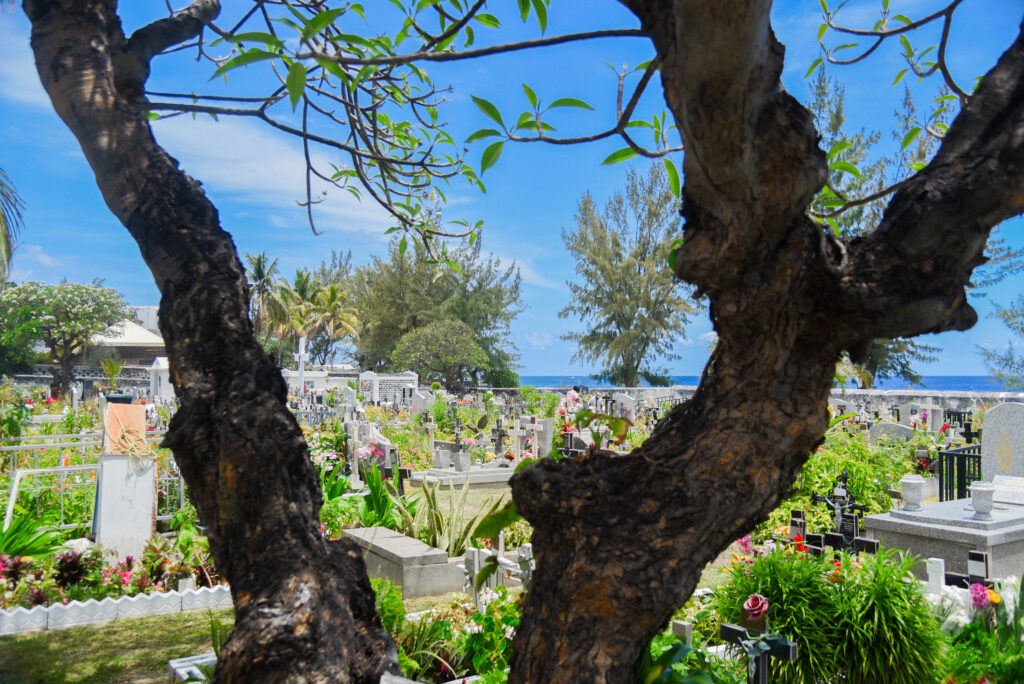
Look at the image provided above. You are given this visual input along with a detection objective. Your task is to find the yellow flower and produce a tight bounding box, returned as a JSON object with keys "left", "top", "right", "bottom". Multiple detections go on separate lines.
{"left": 774, "top": 525, "right": 791, "bottom": 537}
{"left": 989, "top": 589, "right": 1002, "bottom": 605}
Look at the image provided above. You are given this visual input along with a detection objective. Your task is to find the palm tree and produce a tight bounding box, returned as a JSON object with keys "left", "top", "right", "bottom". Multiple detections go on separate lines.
{"left": 313, "top": 282, "right": 358, "bottom": 367}
{"left": 244, "top": 252, "right": 279, "bottom": 339}
{"left": 0, "top": 168, "right": 23, "bottom": 290}
{"left": 267, "top": 270, "right": 320, "bottom": 366}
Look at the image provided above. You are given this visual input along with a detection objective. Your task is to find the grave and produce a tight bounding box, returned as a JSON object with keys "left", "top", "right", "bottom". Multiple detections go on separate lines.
{"left": 342, "top": 527, "right": 464, "bottom": 598}
{"left": 868, "top": 422, "right": 915, "bottom": 443}
{"left": 94, "top": 403, "right": 157, "bottom": 559}
{"left": 980, "top": 402, "right": 1024, "bottom": 479}
{"left": 864, "top": 483, "right": 1024, "bottom": 579}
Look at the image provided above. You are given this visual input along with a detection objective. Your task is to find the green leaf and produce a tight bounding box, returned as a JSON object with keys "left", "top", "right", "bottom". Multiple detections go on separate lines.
{"left": 894, "top": 13, "right": 913, "bottom": 25}
{"left": 301, "top": 8, "right": 345, "bottom": 40}
{"left": 663, "top": 158, "right": 680, "bottom": 198}
{"left": 475, "top": 555, "right": 500, "bottom": 591}
{"left": 892, "top": 68, "right": 908, "bottom": 86}
{"left": 353, "top": 63, "right": 378, "bottom": 86}
{"left": 817, "top": 23, "right": 828, "bottom": 41}
{"left": 806, "top": 57, "right": 824, "bottom": 78}
{"left": 463, "top": 25, "right": 475, "bottom": 47}
{"left": 899, "top": 34, "right": 913, "bottom": 57}
{"left": 226, "top": 32, "right": 284, "bottom": 49}
{"left": 826, "top": 140, "right": 852, "bottom": 160}
{"left": 474, "top": 13, "right": 500, "bottom": 28}
{"left": 601, "top": 147, "right": 637, "bottom": 165}
{"left": 210, "top": 49, "right": 279, "bottom": 79}
{"left": 819, "top": 0, "right": 829, "bottom": 13}
{"left": 908, "top": 161, "right": 927, "bottom": 172}
{"left": 901, "top": 126, "right": 922, "bottom": 150}
{"left": 471, "top": 95, "right": 505, "bottom": 128}
{"left": 531, "top": 0, "right": 548, "bottom": 33}
{"left": 830, "top": 160, "right": 862, "bottom": 179}
{"left": 547, "top": 97, "right": 594, "bottom": 111}
{"left": 480, "top": 141, "right": 504, "bottom": 173}
{"left": 286, "top": 62, "right": 307, "bottom": 110}
{"left": 473, "top": 501, "right": 522, "bottom": 539}
{"left": 147, "top": 112, "right": 162, "bottom": 121}
{"left": 667, "top": 237, "right": 685, "bottom": 271}
{"left": 518, "top": 0, "right": 531, "bottom": 21}
{"left": 514, "top": 457, "right": 535, "bottom": 473}
{"left": 833, "top": 42, "right": 859, "bottom": 52}
{"left": 465, "top": 128, "right": 502, "bottom": 143}
{"left": 522, "top": 83, "right": 538, "bottom": 108}
{"left": 399, "top": 236, "right": 408, "bottom": 255}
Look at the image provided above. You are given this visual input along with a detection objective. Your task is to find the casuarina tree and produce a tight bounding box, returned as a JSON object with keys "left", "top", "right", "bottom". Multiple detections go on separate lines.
{"left": 20, "top": 1, "right": 1024, "bottom": 681}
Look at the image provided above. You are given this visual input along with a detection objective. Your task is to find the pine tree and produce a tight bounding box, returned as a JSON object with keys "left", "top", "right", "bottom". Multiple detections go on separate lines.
{"left": 559, "top": 162, "right": 700, "bottom": 387}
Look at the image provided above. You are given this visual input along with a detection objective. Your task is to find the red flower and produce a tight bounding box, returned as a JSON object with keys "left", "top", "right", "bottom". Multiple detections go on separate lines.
{"left": 743, "top": 594, "right": 769, "bottom": 621}
{"left": 940, "top": 422, "right": 951, "bottom": 434}
{"left": 792, "top": 533, "right": 807, "bottom": 553}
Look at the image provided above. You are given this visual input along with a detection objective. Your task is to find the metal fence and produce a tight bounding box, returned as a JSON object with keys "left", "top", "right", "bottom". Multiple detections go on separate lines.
{"left": 1, "top": 429, "right": 186, "bottom": 531}
{"left": 936, "top": 444, "right": 982, "bottom": 502}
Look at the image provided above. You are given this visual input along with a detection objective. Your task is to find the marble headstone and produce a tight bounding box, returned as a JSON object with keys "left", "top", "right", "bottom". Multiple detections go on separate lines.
{"left": 981, "top": 403, "right": 1024, "bottom": 480}
{"left": 869, "top": 422, "right": 915, "bottom": 443}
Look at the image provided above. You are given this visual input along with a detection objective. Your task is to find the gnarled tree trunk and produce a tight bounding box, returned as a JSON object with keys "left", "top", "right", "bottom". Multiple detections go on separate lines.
{"left": 24, "top": 1, "right": 399, "bottom": 681}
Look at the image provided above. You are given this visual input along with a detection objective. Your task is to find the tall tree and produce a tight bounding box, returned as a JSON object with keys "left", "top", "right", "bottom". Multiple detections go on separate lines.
{"left": 351, "top": 239, "right": 521, "bottom": 382}
{"left": 390, "top": 319, "right": 489, "bottom": 392}
{"left": 559, "top": 162, "right": 700, "bottom": 387}
{"left": 0, "top": 168, "right": 23, "bottom": 289}
{"left": 243, "top": 252, "right": 278, "bottom": 340}
{"left": 980, "top": 295, "right": 1024, "bottom": 389}
{"left": 20, "top": 1, "right": 1024, "bottom": 681}
{"left": 0, "top": 281, "right": 131, "bottom": 396}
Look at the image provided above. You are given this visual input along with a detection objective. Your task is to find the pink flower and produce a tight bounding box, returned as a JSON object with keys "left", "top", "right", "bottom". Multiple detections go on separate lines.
{"left": 736, "top": 534, "right": 751, "bottom": 553}
{"left": 743, "top": 594, "right": 769, "bottom": 621}
{"left": 558, "top": 407, "right": 567, "bottom": 415}
{"left": 970, "top": 583, "right": 990, "bottom": 610}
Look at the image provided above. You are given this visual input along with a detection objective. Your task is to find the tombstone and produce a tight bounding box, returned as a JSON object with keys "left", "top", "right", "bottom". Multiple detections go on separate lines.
{"left": 981, "top": 403, "right": 1024, "bottom": 479}
{"left": 869, "top": 422, "right": 915, "bottom": 443}
{"left": 789, "top": 510, "right": 806, "bottom": 539}
{"left": 342, "top": 385, "right": 358, "bottom": 407}
{"left": 411, "top": 390, "right": 434, "bottom": 414}
{"left": 992, "top": 475, "right": 1024, "bottom": 505}
{"left": 898, "top": 403, "right": 921, "bottom": 427}
{"left": 358, "top": 370, "right": 379, "bottom": 403}
{"left": 94, "top": 403, "right": 156, "bottom": 559}
{"left": 611, "top": 393, "right": 636, "bottom": 417}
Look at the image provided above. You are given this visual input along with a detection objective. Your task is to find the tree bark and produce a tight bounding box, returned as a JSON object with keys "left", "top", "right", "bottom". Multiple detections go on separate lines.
{"left": 24, "top": 2, "right": 399, "bottom": 682}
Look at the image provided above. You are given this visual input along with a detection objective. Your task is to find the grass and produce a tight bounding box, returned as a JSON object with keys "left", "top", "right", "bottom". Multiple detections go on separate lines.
{"left": 0, "top": 608, "right": 233, "bottom": 683}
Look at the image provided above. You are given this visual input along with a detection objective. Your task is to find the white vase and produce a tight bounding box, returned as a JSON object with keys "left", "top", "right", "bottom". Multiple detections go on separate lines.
{"left": 971, "top": 481, "right": 995, "bottom": 521}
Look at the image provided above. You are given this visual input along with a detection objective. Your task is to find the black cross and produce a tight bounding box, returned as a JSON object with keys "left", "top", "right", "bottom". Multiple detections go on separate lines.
{"left": 962, "top": 421, "right": 981, "bottom": 445}
{"left": 720, "top": 623, "right": 798, "bottom": 684}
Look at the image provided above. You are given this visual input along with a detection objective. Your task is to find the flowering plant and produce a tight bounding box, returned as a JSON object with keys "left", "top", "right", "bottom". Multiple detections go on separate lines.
{"left": 743, "top": 593, "right": 769, "bottom": 621}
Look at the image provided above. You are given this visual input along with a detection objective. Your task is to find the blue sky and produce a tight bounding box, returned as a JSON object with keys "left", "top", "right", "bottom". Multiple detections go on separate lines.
{"left": 2, "top": 1, "right": 1022, "bottom": 376}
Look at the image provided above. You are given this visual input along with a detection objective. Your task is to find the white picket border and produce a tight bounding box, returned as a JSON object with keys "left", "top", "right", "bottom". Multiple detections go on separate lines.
{"left": 0, "top": 584, "right": 232, "bottom": 635}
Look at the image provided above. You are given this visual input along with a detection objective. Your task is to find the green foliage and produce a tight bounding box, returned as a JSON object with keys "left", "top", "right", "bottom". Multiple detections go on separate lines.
{"left": 0, "top": 504, "right": 64, "bottom": 557}
{"left": 642, "top": 628, "right": 741, "bottom": 683}
{"left": 391, "top": 319, "right": 489, "bottom": 392}
{"left": 351, "top": 239, "right": 521, "bottom": 381}
{"left": 0, "top": 382, "right": 30, "bottom": 438}
{"left": 371, "top": 577, "right": 407, "bottom": 636}
{"left": 0, "top": 281, "right": 132, "bottom": 396}
{"left": 753, "top": 423, "right": 913, "bottom": 542}
{"left": 417, "top": 479, "right": 502, "bottom": 558}
{"left": 559, "top": 162, "right": 701, "bottom": 387}
{"left": 716, "top": 548, "right": 943, "bottom": 684}
{"left": 0, "top": 167, "right": 23, "bottom": 288}
{"left": 980, "top": 294, "right": 1024, "bottom": 389}
{"left": 358, "top": 464, "right": 419, "bottom": 536}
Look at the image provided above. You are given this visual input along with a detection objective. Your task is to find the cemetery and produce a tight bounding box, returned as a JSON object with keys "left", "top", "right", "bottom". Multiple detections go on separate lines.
{"left": 4, "top": 374, "right": 1024, "bottom": 682}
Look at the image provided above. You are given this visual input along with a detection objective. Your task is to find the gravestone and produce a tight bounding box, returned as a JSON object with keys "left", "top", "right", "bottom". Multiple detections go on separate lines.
{"left": 992, "top": 475, "right": 1024, "bottom": 505}
{"left": 869, "top": 422, "right": 915, "bottom": 443}
{"left": 358, "top": 370, "right": 379, "bottom": 403}
{"left": 981, "top": 403, "right": 1024, "bottom": 479}
{"left": 94, "top": 403, "right": 156, "bottom": 559}
{"left": 612, "top": 393, "right": 636, "bottom": 417}
{"left": 411, "top": 390, "right": 433, "bottom": 414}
{"left": 341, "top": 385, "right": 358, "bottom": 407}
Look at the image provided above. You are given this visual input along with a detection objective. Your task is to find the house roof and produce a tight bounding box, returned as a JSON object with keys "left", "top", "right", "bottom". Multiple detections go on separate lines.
{"left": 92, "top": 320, "right": 165, "bottom": 348}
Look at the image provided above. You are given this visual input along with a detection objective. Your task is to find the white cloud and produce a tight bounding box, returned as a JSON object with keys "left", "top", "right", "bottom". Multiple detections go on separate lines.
{"left": 0, "top": 17, "right": 51, "bottom": 109}
{"left": 699, "top": 331, "right": 718, "bottom": 347}
{"left": 525, "top": 331, "right": 554, "bottom": 350}
{"left": 151, "top": 115, "right": 394, "bottom": 236}
{"left": 9, "top": 244, "right": 69, "bottom": 282}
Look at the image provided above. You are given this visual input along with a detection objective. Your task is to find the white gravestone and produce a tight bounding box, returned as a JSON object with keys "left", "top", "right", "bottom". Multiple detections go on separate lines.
{"left": 94, "top": 404, "right": 156, "bottom": 560}
{"left": 981, "top": 403, "right": 1024, "bottom": 480}
{"left": 869, "top": 423, "right": 915, "bottom": 443}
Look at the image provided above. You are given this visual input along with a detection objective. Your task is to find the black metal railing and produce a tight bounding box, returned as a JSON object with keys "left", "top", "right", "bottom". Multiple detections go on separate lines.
{"left": 936, "top": 444, "right": 982, "bottom": 501}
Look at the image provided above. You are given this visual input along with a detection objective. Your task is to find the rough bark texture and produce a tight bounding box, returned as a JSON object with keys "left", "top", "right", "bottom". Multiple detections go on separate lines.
{"left": 23, "top": 1, "right": 399, "bottom": 682}
{"left": 20, "top": 0, "right": 1024, "bottom": 682}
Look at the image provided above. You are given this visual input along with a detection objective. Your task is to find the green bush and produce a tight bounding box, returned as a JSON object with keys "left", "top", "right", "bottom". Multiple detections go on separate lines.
{"left": 753, "top": 424, "right": 913, "bottom": 542}
{"left": 716, "top": 547, "right": 943, "bottom": 684}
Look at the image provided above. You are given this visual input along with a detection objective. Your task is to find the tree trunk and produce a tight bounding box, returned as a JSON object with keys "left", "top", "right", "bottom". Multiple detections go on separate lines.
{"left": 24, "top": 2, "right": 399, "bottom": 682}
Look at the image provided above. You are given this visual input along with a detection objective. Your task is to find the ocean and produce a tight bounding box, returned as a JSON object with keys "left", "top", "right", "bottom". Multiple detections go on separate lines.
{"left": 518, "top": 375, "right": 1019, "bottom": 393}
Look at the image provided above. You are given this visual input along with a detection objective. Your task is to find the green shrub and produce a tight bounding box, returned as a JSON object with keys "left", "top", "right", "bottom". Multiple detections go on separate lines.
{"left": 716, "top": 547, "right": 943, "bottom": 684}
{"left": 371, "top": 577, "right": 406, "bottom": 635}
